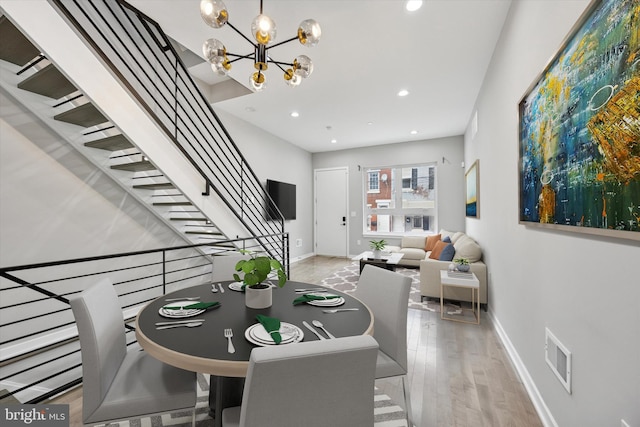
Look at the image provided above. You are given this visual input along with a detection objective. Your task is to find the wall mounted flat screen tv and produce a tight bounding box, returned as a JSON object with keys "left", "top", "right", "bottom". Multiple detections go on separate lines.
{"left": 266, "top": 179, "right": 296, "bottom": 220}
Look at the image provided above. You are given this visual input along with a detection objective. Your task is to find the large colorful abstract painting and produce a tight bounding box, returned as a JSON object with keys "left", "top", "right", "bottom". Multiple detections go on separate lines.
{"left": 519, "top": 0, "right": 640, "bottom": 240}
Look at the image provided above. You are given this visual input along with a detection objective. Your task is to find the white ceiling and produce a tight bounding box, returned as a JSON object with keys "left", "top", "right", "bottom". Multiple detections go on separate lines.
{"left": 129, "top": 0, "right": 512, "bottom": 153}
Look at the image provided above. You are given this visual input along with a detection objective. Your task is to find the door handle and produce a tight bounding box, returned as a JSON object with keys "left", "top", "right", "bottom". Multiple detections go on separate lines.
{"left": 341, "top": 216, "right": 346, "bottom": 226}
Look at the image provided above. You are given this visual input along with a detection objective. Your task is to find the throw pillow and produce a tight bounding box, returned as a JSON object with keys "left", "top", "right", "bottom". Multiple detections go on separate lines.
{"left": 442, "top": 236, "right": 451, "bottom": 243}
{"left": 425, "top": 234, "right": 441, "bottom": 251}
{"left": 453, "top": 235, "right": 482, "bottom": 262}
{"left": 429, "top": 240, "right": 449, "bottom": 260}
{"left": 438, "top": 243, "right": 455, "bottom": 261}
{"left": 451, "top": 232, "right": 465, "bottom": 244}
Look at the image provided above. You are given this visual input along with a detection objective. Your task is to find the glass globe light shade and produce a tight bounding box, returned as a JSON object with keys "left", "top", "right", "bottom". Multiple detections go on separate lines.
{"left": 200, "top": 0, "right": 228, "bottom": 28}
{"left": 286, "top": 74, "right": 302, "bottom": 87}
{"left": 297, "top": 19, "right": 321, "bottom": 47}
{"left": 251, "top": 14, "right": 276, "bottom": 45}
{"left": 211, "top": 61, "right": 230, "bottom": 76}
{"left": 250, "top": 72, "right": 266, "bottom": 92}
{"left": 202, "top": 38, "right": 226, "bottom": 64}
{"left": 293, "top": 55, "right": 313, "bottom": 78}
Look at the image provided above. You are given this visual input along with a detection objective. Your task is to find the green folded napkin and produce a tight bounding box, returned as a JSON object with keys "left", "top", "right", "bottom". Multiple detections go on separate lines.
{"left": 256, "top": 314, "right": 282, "bottom": 344}
{"left": 292, "top": 294, "right": 340, "bottom": 306}
{"left": 165, "top": 301, "right": 220, "bottom": 310}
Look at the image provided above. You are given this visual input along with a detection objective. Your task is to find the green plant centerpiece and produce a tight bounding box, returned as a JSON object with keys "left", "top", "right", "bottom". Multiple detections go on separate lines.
{"left": 233, "top": 250, "right": 287, "bottom": 288}
{"left": 454, "top": 257, "right": 470, "bottom": 272}
{"left": 369, "top": 239, "right": 387, "bottom": 259}
{"left": 233, "top": 250, "right": 286, "bottom": 309}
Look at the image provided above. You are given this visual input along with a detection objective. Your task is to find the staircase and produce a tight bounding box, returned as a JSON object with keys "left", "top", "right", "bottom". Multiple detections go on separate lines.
{"left": 0, "top": 15, "right": 232, "bottom": 254}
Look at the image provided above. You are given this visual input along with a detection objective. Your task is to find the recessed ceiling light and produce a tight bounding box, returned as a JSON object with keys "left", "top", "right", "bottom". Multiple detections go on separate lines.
{"left": 331, "top": 139, "right": 337, "bottom": 144}
{"left": 405, "top": 0, "right": 423, "bottom": 12}
{"left": 410, "top": 130, "right": 418, "bottom": 135}
{"left": 397, "top": 89, "right": 409, "bottom": 97}
{"left": 290, "top": 111, "right": 299, "bottom": 118}
{"left": 367, "top": 121, "right": 373, "bottom": 125}
{"left": 245, "top": 106, "right": 256, "bottom": 112}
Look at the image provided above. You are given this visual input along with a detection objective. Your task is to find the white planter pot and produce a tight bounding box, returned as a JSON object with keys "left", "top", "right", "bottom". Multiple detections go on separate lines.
{"left": 245, "top": 284, "right": 272, "bottom": 309}
{"left": 372, "top": 249, "right": 382, "bottom": 259}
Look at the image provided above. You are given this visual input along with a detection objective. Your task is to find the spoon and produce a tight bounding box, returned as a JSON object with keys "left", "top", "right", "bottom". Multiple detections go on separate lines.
{"left": 312, "top": 320, "right": 335, "bottom": 339}
{"left": 322, "top": 308, "right": 359, "bottom": 313}
{"left": 156, "top": 322, "right": 203, "bottom": 330}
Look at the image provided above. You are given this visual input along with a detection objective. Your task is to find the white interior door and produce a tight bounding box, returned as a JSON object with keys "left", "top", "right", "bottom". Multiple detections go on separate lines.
{"left": 315, "top": 167, "right": 348, "bottom": 257}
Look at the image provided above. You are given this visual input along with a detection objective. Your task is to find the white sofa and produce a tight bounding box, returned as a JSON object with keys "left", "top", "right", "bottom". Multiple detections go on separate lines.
{"left": 419, "top": 230, "right": 487, "bottom": 305}
{"left": 387, "top": 231, "right": 488, "bottom": 305}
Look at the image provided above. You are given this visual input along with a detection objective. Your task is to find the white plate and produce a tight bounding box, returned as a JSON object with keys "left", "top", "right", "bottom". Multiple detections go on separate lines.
{"left": 159, "top": 301, "right": 206, "bottom": 318}
{"left": 244, "top": 322, "right": 304, "bottom": 346}
{"left": 228, "top": 282, "right": 244, "bottom": 292}
{"left": 305, "top": 293, "right": 345, "bottom": 307}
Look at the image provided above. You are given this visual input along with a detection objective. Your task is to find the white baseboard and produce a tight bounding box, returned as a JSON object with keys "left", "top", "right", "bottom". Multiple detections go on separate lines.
{"left": 290, "top": 252, "right": 315, "bottom": 263}
{"left": 488, "top": 308, "right": 558, "bottom": 427}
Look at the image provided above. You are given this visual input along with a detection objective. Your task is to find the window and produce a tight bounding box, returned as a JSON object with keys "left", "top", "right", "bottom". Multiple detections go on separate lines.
{"left": 363, "top": 163, "right": 437, "bottom": 235}
{"left": 367, "top": 170, "right": 380, "bottom": 193}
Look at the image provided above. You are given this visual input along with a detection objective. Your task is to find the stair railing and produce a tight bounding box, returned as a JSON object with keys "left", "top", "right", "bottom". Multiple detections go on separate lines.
{"left": 50, "top": 0, "right": 287, "bottom": 265}
{"left": 0, "top": 234, "right": 288, "bottom": 404}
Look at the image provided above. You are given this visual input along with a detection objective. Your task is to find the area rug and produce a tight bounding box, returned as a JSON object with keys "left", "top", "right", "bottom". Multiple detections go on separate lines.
{"left": 116, "top": 374, "right": 408, "bottom": 426}
{"left": 320, "top": 262, "right": 462, "bottom": 314}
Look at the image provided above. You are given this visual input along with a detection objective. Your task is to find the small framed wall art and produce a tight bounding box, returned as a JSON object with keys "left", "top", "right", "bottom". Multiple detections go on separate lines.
{"left": 465, "top": 160, "right": 479, "bottom": 218}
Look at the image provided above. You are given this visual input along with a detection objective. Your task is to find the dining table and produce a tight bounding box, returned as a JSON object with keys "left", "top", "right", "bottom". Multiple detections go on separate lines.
{"left": 135, "top": 280, "right": 374, "bottom": 427}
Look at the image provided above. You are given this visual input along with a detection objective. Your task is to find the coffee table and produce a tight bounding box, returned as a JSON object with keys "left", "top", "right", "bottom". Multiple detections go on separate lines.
{"left": 352, "top": 251, "right": 404, "bottom": 273}
{"left": 439, "top": 270, "right": 480, "bottom": 324}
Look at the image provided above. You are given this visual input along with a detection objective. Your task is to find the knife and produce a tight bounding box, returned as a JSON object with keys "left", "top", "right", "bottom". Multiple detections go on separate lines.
{"left": 302, "top": 321, "right": 326, "bottom": 340}
{"left": 155, "top": 319, "right": 205, "bottom": 326}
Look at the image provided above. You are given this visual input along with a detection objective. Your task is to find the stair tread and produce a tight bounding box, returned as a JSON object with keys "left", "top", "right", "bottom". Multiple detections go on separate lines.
{"left": 18, "top": 64, "right": 77, "bottom": 99}
{"left": 111, "top": 161, "right": 155, "bottom": 172}
{"left": 0, "top": 16, "right": 40, "bottom": 66}
{"left": 54, "top": 102, "right": 107, "bottom": 127}
{"left": 85, "top": 134, "right": 133, "bottom": 151}
{"left": 133, "top": 183, "right": 174, "bottom": 189}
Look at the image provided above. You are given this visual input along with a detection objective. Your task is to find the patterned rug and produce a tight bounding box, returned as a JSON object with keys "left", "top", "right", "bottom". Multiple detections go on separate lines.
{"left": 116, "top": 374, "right": 408, "bottom": 426}
{"left": 320, "top": 262, "right": 462, "bottom": 314}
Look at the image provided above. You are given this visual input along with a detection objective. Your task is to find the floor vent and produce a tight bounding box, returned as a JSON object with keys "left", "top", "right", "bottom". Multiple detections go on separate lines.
{"left": 545, "top": 328, "right": 572, "bottom": 393}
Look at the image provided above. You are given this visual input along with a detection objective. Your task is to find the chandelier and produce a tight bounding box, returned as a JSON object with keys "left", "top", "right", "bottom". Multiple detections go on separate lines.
{"left": 200, "top": 0, "right": 322, "bottom": 91}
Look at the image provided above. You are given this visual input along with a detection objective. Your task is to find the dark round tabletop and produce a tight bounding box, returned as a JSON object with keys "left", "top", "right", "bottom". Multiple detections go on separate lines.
{"left": 135, "top": 281, "right": 373, "bottom": 377}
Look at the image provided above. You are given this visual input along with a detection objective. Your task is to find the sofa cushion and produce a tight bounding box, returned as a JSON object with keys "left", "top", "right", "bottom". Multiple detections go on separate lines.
{"left": 401, "top": 247, "right": 427, "bottom": 261}
{"left": 453, "top": 235, "right": 482, "bottom": 262}
{"left": 401, "top": 236, "right": 426, "bottom": 250}
{"left": 451, "top": 232, "right": 465, "bottom": 244}
{"left": 439, "top": 229, "right": 454, "bottom": 240}
{"left": 424, "top": 234, "right": 441, "bottom": 251}
{"left": 429, "top": 241, "right": 449, "bottom": 260}
{"left": 438, "top": 243, "right": 455, "bottom": 261}
{"left": 442, "top": 236, "right": 451, "bottom": 243}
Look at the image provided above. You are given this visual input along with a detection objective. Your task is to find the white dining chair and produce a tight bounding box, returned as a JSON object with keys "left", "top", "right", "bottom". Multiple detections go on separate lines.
{"left": 221, "top": 335, "right": 379, "bottom": 427}
{"left": 353, "top": 264, "right": 414, "bottom": 426}
{"left": 69, "top": 278, "right": 197, "bottom": 426}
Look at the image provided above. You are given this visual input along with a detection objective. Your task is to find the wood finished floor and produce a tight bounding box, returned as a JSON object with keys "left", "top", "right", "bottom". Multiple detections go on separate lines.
{"left": 49, "top": 256, "right": 542, "bottom": 427}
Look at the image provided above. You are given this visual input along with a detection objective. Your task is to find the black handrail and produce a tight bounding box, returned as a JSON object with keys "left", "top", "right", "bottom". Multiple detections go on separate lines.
{"left": 50, "top": 0, "right": 287, "bottom": 264}
{"left": 0, "top": 234, "right": 288, "bottom": 403}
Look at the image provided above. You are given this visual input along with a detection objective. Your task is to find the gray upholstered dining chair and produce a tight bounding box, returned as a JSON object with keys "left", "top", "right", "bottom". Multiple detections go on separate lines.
{"left": 353, "top": 264, "right": 413, "bottom": 426}
{"left": 221, "top": 335, "right": 379, "bottom": 427}
{"left": 69, "top": 278, "right": 197, "bottom": 426}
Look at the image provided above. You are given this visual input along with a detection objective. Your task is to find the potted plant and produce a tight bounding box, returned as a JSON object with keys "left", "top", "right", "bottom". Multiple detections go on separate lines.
{"left": 233, "top": 250, "right": 287, "bottom": 309}
{"left": 369, "top": 239, "right": 387, "bottom": 259}
{"left": 454, "top": 257, "right": 470, "bottom": 272}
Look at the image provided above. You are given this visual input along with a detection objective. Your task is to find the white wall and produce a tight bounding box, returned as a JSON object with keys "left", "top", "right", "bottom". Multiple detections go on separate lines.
{"left": 466, "top": 1, "right": 640, "bottom": 426}
{"left": 215, "top": 110, "right": 314, "bottom": 260}
{"left": 0, "top": 89, "right": 186, "bottom": 266}
{"left": 312, "top": 136, "right": 465, "bottom": 254}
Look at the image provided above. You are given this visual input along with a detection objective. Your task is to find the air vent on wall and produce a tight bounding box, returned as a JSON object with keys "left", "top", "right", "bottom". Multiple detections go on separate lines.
{"left": 545, "top": 327, "right": 572, "bottom": 394}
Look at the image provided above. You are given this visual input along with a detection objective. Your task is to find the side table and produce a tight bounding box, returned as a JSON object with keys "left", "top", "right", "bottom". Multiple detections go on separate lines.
{"left": 439, "top": 270, "right": 480, "bottom": 324}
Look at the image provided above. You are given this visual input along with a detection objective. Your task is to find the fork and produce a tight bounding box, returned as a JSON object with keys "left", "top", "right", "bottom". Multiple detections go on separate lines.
{"left": 322, "top": 308, "right": 360, "bottom": 313}
{"left": 224, "top": 328, "right": 235, "bottom": 353}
